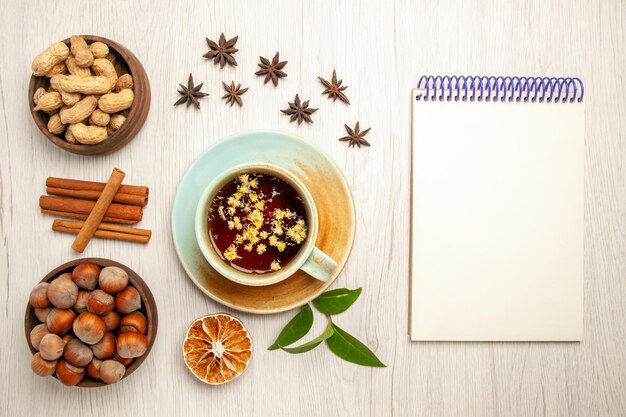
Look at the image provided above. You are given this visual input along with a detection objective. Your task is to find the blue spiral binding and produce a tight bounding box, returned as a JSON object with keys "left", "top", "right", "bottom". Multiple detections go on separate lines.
{"left": 415, "top": 75, "right": 584, "bottom": 103}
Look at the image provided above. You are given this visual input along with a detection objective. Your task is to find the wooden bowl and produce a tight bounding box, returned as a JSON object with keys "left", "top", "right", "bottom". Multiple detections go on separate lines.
{"left": 28, "top": 35, "right": 151, "bottom": 156}
{"left": 24, "top": 258, "right": 158, "bottom": 387}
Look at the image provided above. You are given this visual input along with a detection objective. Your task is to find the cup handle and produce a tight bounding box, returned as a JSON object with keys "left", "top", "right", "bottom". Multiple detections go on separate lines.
{"left": 300, "top": 247, "right": 337, "bottom": 282}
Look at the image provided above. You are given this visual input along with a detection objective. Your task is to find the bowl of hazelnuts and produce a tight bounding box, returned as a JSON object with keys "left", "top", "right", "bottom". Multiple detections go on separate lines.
{"left": 25, "top": 258, "right": 157, "bottom": 387}
{"left": 28, "top": 35, "right": 151, "bottom": 156}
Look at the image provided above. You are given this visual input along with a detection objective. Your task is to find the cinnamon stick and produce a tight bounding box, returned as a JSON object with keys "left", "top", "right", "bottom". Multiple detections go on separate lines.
{"left": 41, "top": 209, "right": 137, "bottom": 225}
{"left": 72, "top": 168, "right": 126, "bottom": 253}
{"left": 46, "top": 187, "right": 148, "bottom": 207}
{"left": 53, "top": 220, "right": 151, "bottom": 244}
{"left": 39, "top": 196, "right": 142, "bottom": 223}
{"left": 46, "top": 177, "right": 148, "bottom": 198}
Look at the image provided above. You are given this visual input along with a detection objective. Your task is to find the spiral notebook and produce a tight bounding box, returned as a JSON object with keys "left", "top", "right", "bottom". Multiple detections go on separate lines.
{"left": 410, "top": 76, "right": 584, "bottom": 341}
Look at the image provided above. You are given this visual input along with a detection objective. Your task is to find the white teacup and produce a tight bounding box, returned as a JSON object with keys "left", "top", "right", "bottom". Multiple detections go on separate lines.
{"left": 195, "top": 162, "right": 337, "bottom": 286}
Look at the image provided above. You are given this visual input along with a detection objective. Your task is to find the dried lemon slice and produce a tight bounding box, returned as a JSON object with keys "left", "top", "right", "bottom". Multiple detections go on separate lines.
{"left": 183, "top": 313, "right": 252, "bottom": 385}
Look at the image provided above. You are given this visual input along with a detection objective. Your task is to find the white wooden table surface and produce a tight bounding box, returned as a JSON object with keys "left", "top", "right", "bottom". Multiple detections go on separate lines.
{"left": 1, "top": 0, "right": 625, "bottom": 416}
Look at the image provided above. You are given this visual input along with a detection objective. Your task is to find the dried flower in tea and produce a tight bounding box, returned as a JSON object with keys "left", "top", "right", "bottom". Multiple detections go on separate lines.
{"left": 208, "top": 173, "right": 309, "bottom": 273}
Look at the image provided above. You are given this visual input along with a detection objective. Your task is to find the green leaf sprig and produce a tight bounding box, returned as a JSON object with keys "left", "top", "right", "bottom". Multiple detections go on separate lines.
{"left": 268, "top": 288, "right": 385, "bottom": 367}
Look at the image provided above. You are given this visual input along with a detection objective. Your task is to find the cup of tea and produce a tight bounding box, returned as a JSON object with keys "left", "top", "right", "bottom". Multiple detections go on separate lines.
{"left": 195, "top": 162, "right": 337, "bottom": 286}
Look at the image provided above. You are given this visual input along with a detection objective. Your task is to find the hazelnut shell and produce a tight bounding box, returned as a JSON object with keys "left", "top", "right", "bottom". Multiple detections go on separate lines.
{"left": 71, "top": 263, "right": 100, "bottom": 290}
{"left": 73, "top": 312, "right": 106, "bottom": 345}
{"left": 113, "top": 352, "right": 133, "bottom": 366}
{"left": 73, "top": 290, "right": 91, "bottom": 314}
{"left": 119, "top": 311, "right": 147, "bottom": 334}
{"left": 47, "top": 274, "right": 78, "bottom": 309}
{"left": 30, "top": 323, "right": 50, "bottom": 350}
{"left": 34, "top": 307, "right": 52, "bottom": 322}
{"left": 115, "top": 286, "right": 141, "bottom": 314}
{"left": 99, "top": 359, "right": 126, "bottom": 384}
{"left": 87, "top": 289, "right": 115, "bottom": 315}
{"left": 56, "top": 360, "right": 85, "bottom": 386}
{"left": 116, "top": 332, "right": 148, "bottom": 359}
{"left": 46, "top": 308, "right": 76, "bottom": 335}
{"left": 29, "top": 282, "right": 51, "bottom": 308}
{"left": 63, "top": 338, "right": 94, "bottom": 367}
{"left": 39, "top": 333, "right": 65, "bottom": 361}
{"left": 86, "top": 358, "right": 103, "bottom": 379}
{"left": 31, "top": 352, "right": 57, "bottom": 377}
{"left": 101, "top": 311, "right": 121, "bottom": 331}
{"left": 98, "top": 266, "right": 129, "bottom": 293}
{"left": 91, "top": 332, "right": 116, "bottom": 360}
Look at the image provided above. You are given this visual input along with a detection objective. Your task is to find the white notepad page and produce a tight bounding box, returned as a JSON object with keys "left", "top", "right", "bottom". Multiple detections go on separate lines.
{"left": 410, "top": 89, "right": 584, "bottom": 341}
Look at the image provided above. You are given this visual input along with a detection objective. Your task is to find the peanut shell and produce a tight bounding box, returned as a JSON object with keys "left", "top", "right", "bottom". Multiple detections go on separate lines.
{"left": 66, "top": 55, "right": 91, "bottom": 77}
{"left": 91, "top": 58, "right": 118, "bottom": 90}
{"left": 69, "top": 123, "right": 108, "bottom": 145}
{"left": 89, "top": 109, "right": 110, "bottom": 127}
{"left": 60, "top": 96, "right": 98, "bottom": 125}
{"left": 47, "top": 114, "right": 66, "bottom": 135}
{"left": 44, "top": 62, "right": 67, "bottom": 78}
{"left": 51, "top": 75, "right": 112, "bottom": 95}
{"left": 89, "top": 42, "right": 109, "bottom": 58}
{"left": 70, "top": 36, "right": 94, "bottom": 68}
{"left": 115, "top": 74, "right": 133, "bottom": 92}
{"left": 32, "top": 42, "right": 70, "bottom": 76}
{"left": 33, "top": 92, "right": 63, "bottom": 112}
{"left": 98, "top": 89, "right": 134, "bottom": 114}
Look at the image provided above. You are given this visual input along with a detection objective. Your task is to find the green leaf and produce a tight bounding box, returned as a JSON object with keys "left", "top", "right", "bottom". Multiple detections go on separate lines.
{"left": 281, "top": 324, "right": 335, "bottom": 354}
{"left": 326, "top": 324, "right": 386, "bottom": 367}
{"left": 313, "top": 288, "right": 362, "bottom": 315}
{"left": 268, "top": 304, "right": 313, "bottom": 350}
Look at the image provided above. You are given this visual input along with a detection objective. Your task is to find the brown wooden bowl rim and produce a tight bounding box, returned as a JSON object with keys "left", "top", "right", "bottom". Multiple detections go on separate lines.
{"left": 28, "top": 35, "right": 150, "bottom": 156}
{"left": 24, "top": 257, "right": 158, "bottom": 388}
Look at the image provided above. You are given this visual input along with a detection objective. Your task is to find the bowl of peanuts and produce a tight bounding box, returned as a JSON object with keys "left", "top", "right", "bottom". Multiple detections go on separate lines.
{"left": 28, "top": 35, "right": 151, "bottom": 156}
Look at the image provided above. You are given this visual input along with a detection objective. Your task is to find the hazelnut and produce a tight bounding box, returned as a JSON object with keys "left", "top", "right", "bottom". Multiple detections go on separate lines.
{"left": 91, "top": 332, "right": 116, "bottom": 360}
{"left": 115, "top": 286, "right": 141, "bottom": 314}
{"left": 46, "top": 308, "right": 76, "bottom": 335}
{"left": 86, "top": 358, "right": 103, "bottom": 379}
{"left": 47, "top": 274, "right": 78, "bottom": 309}
{"left": 61, "top": 334, "right": 74, "bottom": 345}
{"left": 113, "top": 352, "right": 133, "bottom": 366}
{"left": 116, "top": 332, "right": 148, "bottom": 359}
{"left": 87, "top": 289, "right": 115, "bottom": 315}
{"left": 34, "top": 307, "right": 52, "bottom": 322}
{"left": 29, "top": 282, "right": 50, "bottom": 308}
{"left": 56, "top": 360, "right": 84, "bottom": 386}
{"left": 101, "top": 311, "right": 120, "bottom": 331}
{"left": 74, "top": 290, "right": 91, "bottom": 313}
{"left": 30, "top": 323, "right": 50, "bottom": 350}
{"left": 98, "top": 266, "right": 129, "bottom": 293}
{"left": 71, "top": 262, "right": 100, "bottom": 290}
{"left": 63, "top": 339, "right": 93, "bottom": 367}
{"left": 39, "top": 333, "right": 64, "bottom": 360}
{"left": 73, "top": 312, "right": 106, "bottom": 345}
{"left": 31, "top": 352, "right": 57, "bottom": 377}
{"left": 99, "top": 359, "right": 126, "bottom": 384}
{"left": 119, "top": 311, "right": 147, "bottom": 334}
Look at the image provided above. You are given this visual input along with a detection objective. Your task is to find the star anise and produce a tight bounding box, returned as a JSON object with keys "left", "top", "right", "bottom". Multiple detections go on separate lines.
{"left": 203, "top": 33, "right": 238, "bottom": 68}
{"left": 281, "top": 94, "right": 318, "bottom": 124}
{"left": 221, "top": 81, "right": 249, "bottom": 107}
{"left": 318, "top": 70, "right": 350, "bottom": 105}
{"left": 174, "top": 74, "right": 209, "bottom": 109}
{"left": 255, "top": 52, "right": 288, "bottom": 86}
{"left": 339, "top": 122, "right": 371, "bottom": 148}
